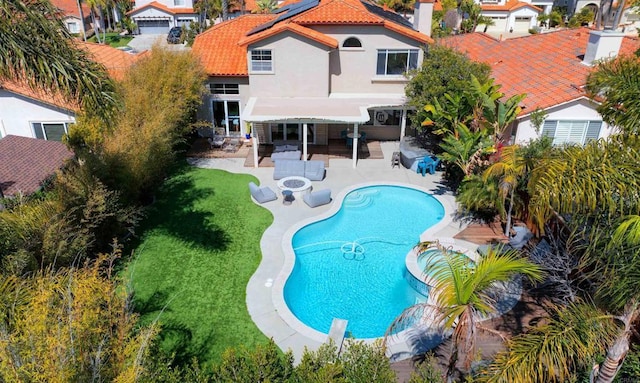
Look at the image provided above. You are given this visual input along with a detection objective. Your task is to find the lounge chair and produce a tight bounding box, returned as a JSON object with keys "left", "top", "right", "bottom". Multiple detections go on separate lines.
{"left": 509, "top": 225, "right": 533, "bottom": 249}
{"left": 248, "top": 182, "right": 277, "bottom": 204}
{"left": 303, "top": 189, "right": 332, "bottom": 208}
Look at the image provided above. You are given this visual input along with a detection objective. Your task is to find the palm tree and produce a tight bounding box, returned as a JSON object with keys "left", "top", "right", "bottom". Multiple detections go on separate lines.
{"left": 439, "top": 123, "right": 495, "bottom": 177}
{"left": 76, "top": 0, "right": 87, "bottom": 41}
{"left": 255, "top": 0, "right": 277, "bottom": 13}
{"left": 0, "top": 0, "right": 117, "bottom": 119}
{"left": 483, "top": 145, "right": 526, "bottom": 236}
{"left": 389, "top": 243, "right": 543, "bottom": 380}
{"left": 586, "top": 55, "right": 640, "bottom": 136}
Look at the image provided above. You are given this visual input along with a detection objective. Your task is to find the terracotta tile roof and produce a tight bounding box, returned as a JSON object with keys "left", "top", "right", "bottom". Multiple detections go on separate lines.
{"left": 192, "top": 14, "right": 275, "bottom": 76}
{"left": 127, "top": 1, "right": 195, "bottom": 15}
{"left": 238, "top": 22, "right": 339, "bottom": 47}
{"left": 0, "top": 135, "right": 74, "bottom": 197}
{"left": 193, "top": 0, "right": 432, "bottom": 75}
{"left": 0, "top": 43, "right": 142, "bottom": 111}
{"left": 480, "top": 0, "right": 541, "bottom": 12}
{"left": 292, "top": 0, "right": 382, "bottom": 24}
{"left": 50, "top": 0, "right": 91, "bottom": 19}
{"left": 441, "top": 28, "right": 640, "bottom": 115}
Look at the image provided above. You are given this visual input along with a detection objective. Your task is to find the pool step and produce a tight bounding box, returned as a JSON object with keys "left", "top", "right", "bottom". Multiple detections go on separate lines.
{"left": 343, "top": 190, "right": 379, "bottom": 208}
{"left": 326, "top": 318, "right": 349, "bottom": 355}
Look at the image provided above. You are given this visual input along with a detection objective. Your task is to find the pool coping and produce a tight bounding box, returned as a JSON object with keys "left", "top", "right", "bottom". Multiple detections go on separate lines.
{"left": 272, "top": 181, "right": 459, "bottom": 344}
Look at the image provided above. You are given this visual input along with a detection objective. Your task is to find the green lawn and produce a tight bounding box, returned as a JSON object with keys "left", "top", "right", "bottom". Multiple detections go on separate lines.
{"left": 127, "top": 166, "right": 274, "bottom": 366}
{"left": 87, "top": 33, "right": 133, "bottom": 48}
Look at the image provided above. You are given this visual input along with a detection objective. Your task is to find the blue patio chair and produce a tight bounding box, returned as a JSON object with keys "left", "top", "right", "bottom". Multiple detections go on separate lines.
{"left": 340, "top": 130, "right": 348, "bottom": 139}
{"left": 416, "top": 156, "right": 441, "bottom": 176}
{"left": 346, "top": 137, "right": 353, "bottom": 147}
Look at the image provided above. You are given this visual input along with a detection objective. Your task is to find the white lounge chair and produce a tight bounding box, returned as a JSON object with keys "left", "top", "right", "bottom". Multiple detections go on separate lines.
{"left": 303, "top": 189, "right": 331, "bottom": 208}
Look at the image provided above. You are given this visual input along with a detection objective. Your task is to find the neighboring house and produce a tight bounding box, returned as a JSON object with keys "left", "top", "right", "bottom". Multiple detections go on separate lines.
{"left": 443, "top": 27, "right": 640, "bottom": 145}
{"left": 0, "top": 135, "right": 74, "bottom": 197}
{"left": 192, "top": 0, "right": 434, "bottom": 166}
{"left": 568, "top": 0, "right": 640, "bottom": 31}
{"left": 127, "top": 0, "right": 199, "bottom": 34}
{"left": 50, "top": 0, "right": 94, "bottom": 37}
{"left": 475, "top": 0, "right": 544, "bottom": 34}
{"left": 0, "top": 43, "right": 141, "bottom": 141}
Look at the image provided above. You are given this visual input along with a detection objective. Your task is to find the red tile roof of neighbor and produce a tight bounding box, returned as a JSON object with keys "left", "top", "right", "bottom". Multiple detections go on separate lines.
{"left": 441, "top": 28, "right": 640, "bottom": 115}
{"left": 0, "top": 135, "right": 74, "bottom": 197}
{"left": 0, "top": 42, "right": 143, "bottom": 111}
{"left": 193, "top": 0, "right": 432, "bottom": 76}
{"left": 50, "top": 0, "right": 91, "bottom": 19}
{"left": 127, "top": 1, "right": 195, "bottom": 15}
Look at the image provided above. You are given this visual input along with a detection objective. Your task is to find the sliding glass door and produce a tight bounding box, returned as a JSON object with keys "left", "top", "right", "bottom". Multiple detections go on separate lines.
{"left": 213, "top": 100, "right": 241, "bottom": 136}
{"left": 269, "top": 123, "right": 315, "bottom": 143}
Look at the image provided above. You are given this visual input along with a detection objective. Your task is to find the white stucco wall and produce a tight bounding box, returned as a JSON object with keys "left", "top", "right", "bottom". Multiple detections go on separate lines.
{"left": 513, "top": 98, "right": 613, "bottom": 144}
{"left": 247, "top": 32, "right": 331, "bottom": 98}
{"left": 314, "top": 25, "right": 426, "bottom": 95}
{"left": 0, "top": 91, "right": 75, "bottom": 138}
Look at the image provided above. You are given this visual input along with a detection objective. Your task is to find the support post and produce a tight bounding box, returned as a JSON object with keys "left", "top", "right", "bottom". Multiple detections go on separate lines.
{"left": 302, "top": 123, "right": 308, "bottom": 161}
{"left": 400, "top": 108, "right": 407, "bottom": 140}
{"left": 352, "top": 123, "right": 359, "bottom": 168}
{"left": 252, "top": 123, "right": 259, "bottom": 168}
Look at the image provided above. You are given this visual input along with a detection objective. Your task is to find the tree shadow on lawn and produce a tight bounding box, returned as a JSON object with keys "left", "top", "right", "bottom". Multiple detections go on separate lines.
{"left": 136, "top": 166, "right": 231, "bottom": 253}
{"left": 133, "top": 288, "right": 215, "bottom": 366}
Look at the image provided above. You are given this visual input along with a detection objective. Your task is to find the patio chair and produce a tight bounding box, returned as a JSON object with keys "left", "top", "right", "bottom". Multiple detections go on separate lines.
{"left": 248, "top": 182, "right": 277, "bottom": 204}
{"left": 417, "top": 156, "right": 441, "bottom": 176}
{"left": 208, "top": 135, "right": 225, "bottom": 149}
{"left": 509, "top": 225, "right": 533, "bottom": 249}
{"left": 303, "top": 189, "right": 332, "bottom": 208}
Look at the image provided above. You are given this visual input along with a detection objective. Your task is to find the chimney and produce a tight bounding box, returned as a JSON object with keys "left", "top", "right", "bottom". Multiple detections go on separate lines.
{"left": 413, "top": 0, "right": 433, "bottom": 37}
{"left": 582, "top": 29, "right": 625, "bottom": 66}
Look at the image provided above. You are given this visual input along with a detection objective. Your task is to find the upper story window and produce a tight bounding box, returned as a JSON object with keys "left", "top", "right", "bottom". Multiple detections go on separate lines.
{"left": 376, "top": 49, "right": 419, "bottom": 76}
{"left": 67, "top": 22, "right": 79, "bottom": 34}
{"left": 343, "top": 37, "right": 362, "bottom": 48}
{"left": 174, "top": 0, "right": 185, "bottom": 6}
{"left": 210, "top": 83, "right": 239, "bottom": 95}
{"left": 542, "top": 120, "right": 601, "bottom": 145}
{"left": 250, "top": 50, "right": 273, "bottom": 73}
{"left": 32, "top": 122, "right": 72, "bottom": 141}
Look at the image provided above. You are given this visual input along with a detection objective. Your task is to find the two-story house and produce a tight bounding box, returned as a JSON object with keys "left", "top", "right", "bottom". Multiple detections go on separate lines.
{"left": 192, "top": 0, "right": 434, "bottom": 166}
{"left": 475, "top": 0, "right": 546, "bottom": 34}
{"left": 127, "top": 0, "right": 199, "bottom": 34}
{"left": 50, "top": 0, "right": 94, "bottom": 37}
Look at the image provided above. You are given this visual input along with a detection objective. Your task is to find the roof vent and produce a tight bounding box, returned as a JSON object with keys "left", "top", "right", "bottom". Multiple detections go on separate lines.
{"left": 582, "top": 29, "right": 625, "bottom": 66}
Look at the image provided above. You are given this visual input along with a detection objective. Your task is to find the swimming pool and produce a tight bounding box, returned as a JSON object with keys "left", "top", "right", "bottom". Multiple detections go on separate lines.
{"left": 283, "top": 185, "right": 445, "bottom": 338}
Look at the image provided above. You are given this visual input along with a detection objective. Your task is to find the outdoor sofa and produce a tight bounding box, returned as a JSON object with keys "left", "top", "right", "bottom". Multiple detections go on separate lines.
{"left": 271, "top": 143, "right": 302, "bottom": 162}
{"left": 273, "top": 159, "right": 325, "bottom": 181}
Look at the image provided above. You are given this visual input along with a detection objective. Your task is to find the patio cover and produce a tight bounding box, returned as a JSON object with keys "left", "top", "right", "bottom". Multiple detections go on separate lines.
{"left": 241, "top": 94, "right": 407, "bottom": 123}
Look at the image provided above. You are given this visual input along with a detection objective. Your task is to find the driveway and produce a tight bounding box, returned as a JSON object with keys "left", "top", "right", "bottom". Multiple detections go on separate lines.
{"left": 127, "top": 34, "right": 190, "bottom": 52}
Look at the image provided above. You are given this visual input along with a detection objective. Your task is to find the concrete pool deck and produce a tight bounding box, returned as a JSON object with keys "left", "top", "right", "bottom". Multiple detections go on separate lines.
{"left": 187, "top": 140, "right": 480, "bottom": 361}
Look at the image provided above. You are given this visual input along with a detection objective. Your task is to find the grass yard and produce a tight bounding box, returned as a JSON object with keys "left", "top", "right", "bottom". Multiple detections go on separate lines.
{"left": 88, "top": 33, "right": 133, "bottom": 48}
{"left": 127, "top": 166, "right": 273, "bottom": 366}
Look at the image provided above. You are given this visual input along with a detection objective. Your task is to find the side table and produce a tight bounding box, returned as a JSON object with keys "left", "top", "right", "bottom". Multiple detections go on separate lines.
{"left": 282, "top": 190, "right": 294, "bottom": 205}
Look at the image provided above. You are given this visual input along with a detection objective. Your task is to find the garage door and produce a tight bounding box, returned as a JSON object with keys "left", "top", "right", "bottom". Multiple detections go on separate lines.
{"left": 514, "top": 17, "right": 532, "bottom": 32}
{"left": 479, "top": 16, "right": 507, "bottom": 33}
{"left": 137, "top": 19, "right": 170, "bottom": 34}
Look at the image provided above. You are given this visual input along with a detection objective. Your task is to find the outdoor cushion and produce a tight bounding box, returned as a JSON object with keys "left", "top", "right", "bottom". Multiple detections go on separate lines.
{"left": 285, "top": 144, "right": 298, "bottom": 151}
{"left": 273, "top": 145, "right": 287, "bottom": 153}
{"left": 304, "top": 160, "right": 325, "bottom": 181}
{"left": 248, "top": 182, "right": 277, "bottom": 204}
{"left": 303, "top": 189, "right": 332, "bottom": 208}
{"left": 271, "top": 150, "right": 301, "bottom": 162}
{"left": 273, "top": 159, "right": 306, "bottom": 180}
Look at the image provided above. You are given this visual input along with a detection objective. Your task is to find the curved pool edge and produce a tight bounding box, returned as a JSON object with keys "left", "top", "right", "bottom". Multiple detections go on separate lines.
{"left": 272, "top": 181, "right": 458, "bottom": 344}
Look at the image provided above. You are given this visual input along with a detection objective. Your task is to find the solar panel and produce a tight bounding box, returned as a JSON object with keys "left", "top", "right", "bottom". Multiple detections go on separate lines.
{"left": 361, "top": 1, "right": 414, "bottom": 29}
{"left": 247, "top": 0, "right": 320, "bottom": 36}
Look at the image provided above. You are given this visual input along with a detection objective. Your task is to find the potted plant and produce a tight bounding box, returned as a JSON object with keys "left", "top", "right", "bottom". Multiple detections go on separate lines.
{"left": 245, "top": 123, "right": 252, "bottom": 140}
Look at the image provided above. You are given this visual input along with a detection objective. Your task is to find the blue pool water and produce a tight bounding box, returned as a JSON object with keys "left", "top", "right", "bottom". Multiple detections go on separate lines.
{"left": 284, "top": 185, "right": 445, "bottom": 338}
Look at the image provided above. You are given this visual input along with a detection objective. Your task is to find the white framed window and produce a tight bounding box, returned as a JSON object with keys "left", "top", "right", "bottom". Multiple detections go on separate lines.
{"left": 67, "top": 22, "right": 79, "bottom": 33}
{"left": 250, "top": 50, "right": 273, "bottom": 73}
{"left": 376, "top": 49, "right": 419, "bottom": 76}
{"left": 213, "top": 100, "right": 241, "bottom": 136}
{"left": 31, "top": 122, "right": 72, "bottom": 141}
{"left": 269, "top": 123, "right": 315, "bottom": 144}
{"left": 541, "top": 120, "right": 602, "bottom": 145}
{"left": 209, "top": 83, "right": 239, "bottom": 95}
{"left": 174, "top": 0, "right": 185, "bottom": 6}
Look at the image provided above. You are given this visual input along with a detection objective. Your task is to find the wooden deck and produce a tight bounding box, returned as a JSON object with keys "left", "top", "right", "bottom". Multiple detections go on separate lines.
{"left": 186, "top": 138, "right": 384, "bottom": 168}
{"left": 453, "top": 221, "right": 509, "bottom": 246}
